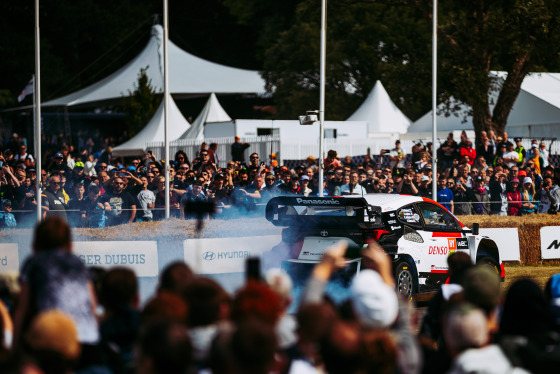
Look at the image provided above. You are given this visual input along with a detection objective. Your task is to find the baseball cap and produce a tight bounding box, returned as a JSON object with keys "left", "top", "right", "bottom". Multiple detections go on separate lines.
{"left": 2, "top": 199, "right": 11, "bottom": 206}
{"left": 514, "top": 137, "right": 522, "bottom": 142}
{"left": 27, "top": 168, "right": 36, "bottom": 174}
{"left": 300, "top": 175, "right": 310, "bottom": 181}
{"left": 421, "top": 175, "right": 430, "bottom": 182}
{"left": 510, "top": 178, "right": 519, "bottom": 183}
{"left": 127, "top": 166, "right": 136, "bottom": 172}
{"left": 532, "top": 144, "right": 538, "bottom": 148}
{"left": 55, "top": 152, "right": 64, "bottom": 158}
{"left": 74, "top": 161, "right": 84, "bottom": 169}
{"left": 499, "top": 143, "right": 507, "bottom": 148}
{"left": 523, "top": 177, "right": 533, "bottom": 184}
{"left": 351, "top": 269, "right": 399, "bottom": 328}
{"left": 518, "top": 170, "right": 527, "bottom": 177}
{"left": 475, "top": 176, "right": 483, "bottom": 181}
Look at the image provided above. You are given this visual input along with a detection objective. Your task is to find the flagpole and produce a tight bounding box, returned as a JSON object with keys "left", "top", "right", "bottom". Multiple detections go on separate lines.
{"left": 163, "top": 0, "right": 170, "bottom": 219}
{"left": 35, "top": 0, "right": 42, "bottom": 222}
{"left": 318, "top": 0, "right": 327, "bottom": 197}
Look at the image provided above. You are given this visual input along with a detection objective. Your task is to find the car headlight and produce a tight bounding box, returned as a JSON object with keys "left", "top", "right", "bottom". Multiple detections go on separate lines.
{"left": 403, "top": 232, "right": 424, "bottom": 243}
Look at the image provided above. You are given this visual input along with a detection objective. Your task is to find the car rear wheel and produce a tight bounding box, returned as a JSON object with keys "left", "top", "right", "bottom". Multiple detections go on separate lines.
{"left": 395, "top": 259, "right": 418, "bottom": 300}
{"left": 476, "top": 256, "right": 500, "bottom": 277}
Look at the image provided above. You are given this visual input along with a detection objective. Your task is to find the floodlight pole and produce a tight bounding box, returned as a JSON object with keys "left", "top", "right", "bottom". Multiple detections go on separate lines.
{"left": 163, "top": 0, "right": 170, "bottom": 219}
{"left": 35, "top": 0, "right": 42, "bottom": 222}
{"left": 431, "top": 0, "right": 438, "bottom": 200}
{"left": 318, "top": 0, "right": 327, "bottom": 197}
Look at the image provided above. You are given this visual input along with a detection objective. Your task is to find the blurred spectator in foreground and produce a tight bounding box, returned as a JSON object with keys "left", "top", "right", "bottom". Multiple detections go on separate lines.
{"left": 13, "top": 217, "right": 105, "bottom": 372}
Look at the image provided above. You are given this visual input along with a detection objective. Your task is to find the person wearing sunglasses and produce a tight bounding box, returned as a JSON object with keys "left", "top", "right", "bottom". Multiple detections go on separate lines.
{"left": 41, "top": 172, "right": 68, "bottom": 220}
{"left": 101, "top": 177, "right": 136, "bottom": 226}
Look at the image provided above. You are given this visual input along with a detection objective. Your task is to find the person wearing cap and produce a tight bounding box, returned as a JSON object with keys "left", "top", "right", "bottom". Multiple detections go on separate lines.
{"left": 48, "top": 152, "right": 70, "bottom": 174}
{"left": 488, "top": 166, "right": 509, "bottom": 215}
{"left": 513, "top": 138, "right": 527, "bottom": 168}
{"left": 65, "top": 161, "right": 90, "bottom": 201}
{"left": 417, "top": 175, "right": 433, "bottom": 198}
{"left": 231, "top": 136, "right": 250, "bottom": 162}
{"left": 493, "top": 143, "right": 507, "bottom": 166}
{"left": 298, "top": 175, "right": 312, "bottom": 197}
{"left": 506, "top": 178, "right": 522, "bottom": 216}
{"left": 0, "top": 199, "right": 17, "bottom": 229}
{"left": 519, "top": 177, "right": 538, "bottom": 215}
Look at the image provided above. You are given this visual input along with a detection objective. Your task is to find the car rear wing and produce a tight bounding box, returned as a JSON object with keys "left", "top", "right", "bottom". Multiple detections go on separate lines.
{"left": 265, "top": 196, "right": 383, "bottom": 228}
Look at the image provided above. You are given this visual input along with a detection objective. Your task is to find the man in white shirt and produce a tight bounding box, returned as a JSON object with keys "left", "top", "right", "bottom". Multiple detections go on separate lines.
{"left": 502, "top": 142, "right": 519, "bottom": 168}
{"left": 339, "top": 171, "right": 366, "bottom": 195}
{"left": 389, "top": 140, "right": 407, "bottom": 169}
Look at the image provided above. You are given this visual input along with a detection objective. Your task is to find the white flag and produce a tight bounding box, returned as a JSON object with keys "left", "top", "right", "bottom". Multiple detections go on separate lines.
{"left": 18, "top": 77, "right": 34, "bottom": 102}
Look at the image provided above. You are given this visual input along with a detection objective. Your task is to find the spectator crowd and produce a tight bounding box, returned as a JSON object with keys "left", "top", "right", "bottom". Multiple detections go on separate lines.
{"left": 0, "top": 217, "right": 559, "bottom": 374}
{"left": 1, "top": 130, "right": 559, "bottom": 229}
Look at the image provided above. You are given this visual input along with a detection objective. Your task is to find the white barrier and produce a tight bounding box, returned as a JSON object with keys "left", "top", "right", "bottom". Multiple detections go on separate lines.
{"left": 73, "top": 241, "right": 159, "bottom": 277}
{"left": 0, "top": 244, "right": 19, "bottom": 273}
{"left": 479, "top": 228, "right": 520, "bottom": 262}
{"left": 184, "top": 236, "right": 280, "bottom": 274}
{"left": 540, "top": 227, "right": 560, "bottom": 259}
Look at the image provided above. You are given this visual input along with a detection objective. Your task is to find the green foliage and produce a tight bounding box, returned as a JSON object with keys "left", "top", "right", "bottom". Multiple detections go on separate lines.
{"left": 260, "top": 0, "right": 431, "bottom": 120}
{"left": 122, "top": 67, "right": 161, "bottom": 137}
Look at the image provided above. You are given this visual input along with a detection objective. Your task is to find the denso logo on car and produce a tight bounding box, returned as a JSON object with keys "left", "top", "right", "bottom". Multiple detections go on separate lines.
{"left": 428, "top": 246, "right": 448, "bottom": 255}
{"left": 296, "top": 198, "right": 341, "bottom": 205}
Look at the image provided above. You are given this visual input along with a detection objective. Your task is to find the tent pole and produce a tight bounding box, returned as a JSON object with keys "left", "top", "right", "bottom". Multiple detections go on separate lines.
{"left": 35, "top": 0, "right": 42, "bottom": 223}
{"left": 431, "top": 0, "right": 438, "bottom": 201}
{"left": 163, "top": 0, "right": 170, "bottom": 219}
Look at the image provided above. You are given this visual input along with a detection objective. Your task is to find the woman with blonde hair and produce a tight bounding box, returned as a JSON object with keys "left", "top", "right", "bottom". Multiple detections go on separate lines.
{"left": 519, "top": 177, "right": 538, "bottom": 215}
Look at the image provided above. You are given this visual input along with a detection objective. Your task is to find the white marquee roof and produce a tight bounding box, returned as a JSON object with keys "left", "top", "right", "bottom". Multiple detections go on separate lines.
{"left": 178, "top": 93, "right": 231, "bottom": 141}
{"left": 347, "top": 80, "right": 411, "bottom": 134}
{"left": 43, "top": 25, "right": 266, "bottom": 107}
{"left": 408, "top": 72, "right": 560, "bottom": 137}
{"left": 112, "top": 96, "right": 190, "bottom": 157}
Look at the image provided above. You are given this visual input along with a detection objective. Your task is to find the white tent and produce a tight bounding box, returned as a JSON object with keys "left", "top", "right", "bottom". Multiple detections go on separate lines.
{"left": 408, "top": 72, "right": 560, "bottom": 138}
{"left": 43, "top": 25, "right": 266, "bottom": 107}
{"left": 347, "top": 80, "right": 411, "bottom": 135}
{"left": 112, "top": 96, "right": 190, "bottom": 156}
{"left": 178, "top": 93, "right": 231, "bottom": 140}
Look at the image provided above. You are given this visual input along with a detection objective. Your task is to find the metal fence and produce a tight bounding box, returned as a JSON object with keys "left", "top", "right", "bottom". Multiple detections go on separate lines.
{"left": 146, "top": 135, "right": 559, "bottom": 167}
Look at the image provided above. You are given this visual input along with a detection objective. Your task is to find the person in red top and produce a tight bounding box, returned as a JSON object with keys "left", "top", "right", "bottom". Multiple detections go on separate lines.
{"left": 323, "top": 150, "right": 341, "bottom": 171}
{"left": 459, "top": 139, "right": 476, "bottom": 166}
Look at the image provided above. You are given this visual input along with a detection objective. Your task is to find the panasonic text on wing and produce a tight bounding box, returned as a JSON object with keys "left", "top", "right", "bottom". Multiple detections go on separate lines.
{"left": 296, "top": 198, "right": 341, "bottom": 205}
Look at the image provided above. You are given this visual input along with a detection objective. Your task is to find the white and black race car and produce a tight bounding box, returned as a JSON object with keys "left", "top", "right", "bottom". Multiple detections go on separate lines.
{"left": 265, "top": 194, "right": 505, "bottom": 298}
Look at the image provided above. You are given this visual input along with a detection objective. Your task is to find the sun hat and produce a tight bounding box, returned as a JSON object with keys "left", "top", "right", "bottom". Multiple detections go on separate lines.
{"left": 510, "top": 178, "right": 519, "bottom": 183}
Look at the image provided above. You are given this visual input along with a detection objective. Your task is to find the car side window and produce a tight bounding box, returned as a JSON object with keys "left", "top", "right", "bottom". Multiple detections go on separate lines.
{"left": 396, "top": 204, "right": 422, "bottom": 227}
{"left": 418, "top": 203, "right": 460, "bottom": 230}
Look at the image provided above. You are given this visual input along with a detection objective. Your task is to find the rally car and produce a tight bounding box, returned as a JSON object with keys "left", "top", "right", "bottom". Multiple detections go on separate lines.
{"left": 265, "top": 194, "right": 504, "bottom": 298}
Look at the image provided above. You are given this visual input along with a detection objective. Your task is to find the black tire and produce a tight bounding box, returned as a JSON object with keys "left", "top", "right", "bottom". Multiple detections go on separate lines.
{"left": 476, "top": 256, "right": 500, "bottom": 277}
{"left": 395, "top": 259, "right": 418, "bottom": 300}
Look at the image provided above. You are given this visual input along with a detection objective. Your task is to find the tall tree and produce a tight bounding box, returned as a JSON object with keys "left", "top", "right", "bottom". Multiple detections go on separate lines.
{"left": 122, "top": 67, "right": 161, "bottom": 137}
{"left": 400, "top": 0, "right": 560, "bottom": 140}
{"left": 259, "top": 0, "right": 432, "bottom": 120}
